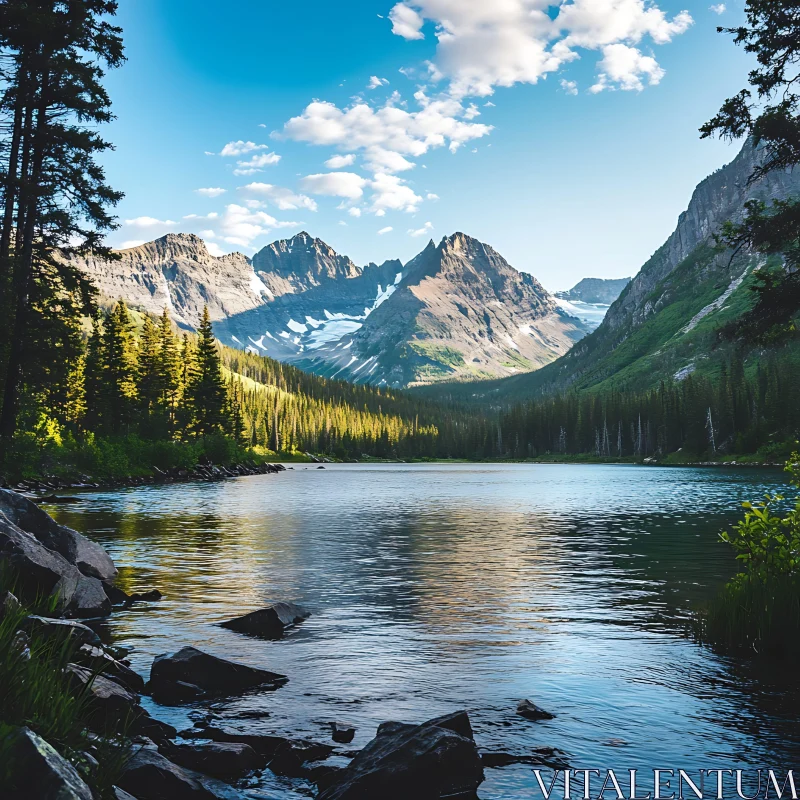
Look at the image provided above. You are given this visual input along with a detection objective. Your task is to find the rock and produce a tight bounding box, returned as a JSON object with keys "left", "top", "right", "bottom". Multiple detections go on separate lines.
{"left": 318, "top": 710, "right": 484, "bottom": 800}
{"left": 220, "top": 601, "right": 311, "bottom": 639}
{"left": 0, "top": 488, "right": 116, "bottom": 581}
{"left": 104, "top": 582, "right": 130, "bottom": 605}
{"left": 330, "top": 722, "right": 356, "bottom": 744}
{"left": 75, "top": 643, "right": 146, "bottom": 692}
{"left": 130, "top": 711, "right": 178, "bottom": 746}
{"left": 113, "top": 788, "right": 139, "bottom": 800}
{"left": 149, "top": 678, "right": 204, "bottom": 705}
{"left": 165, "top": 741, "right": 261, "bottom": 781}
{"left": 66, "top": 664, "right": 141, "bottom": 729}
{"left": 118, "top": 747, "right": 224, "bottom": 800}
{"left": 516, "top": 699, "right": 555, "bottom": 721}
{"left": 0, "top": 516, "right": 111, "bottom": 618}
{"left": 481, "top": 747, "right": 571, "bottom": 770}
{"left": 129, "top": 589, "right": 163, "bottom": 603}
{"left": 183, "top": 725, "right": 286, "bottom": 759}
{"left": 11, "top": 629, "right": 31, "bottom": 661}
{"left": 3, "top": 726, "right": 93, "bottom": 800}
{"left": 267, "top": 739, "right": 335, "bottom": 778}
{"left": 149, "top": 646, "right": 287, "bottom": 700}
{"left": 0, "top": 589, "right": 21, "bottom": 620}
{"left": 23, "top": 615, "right": 102, "bottom": 646}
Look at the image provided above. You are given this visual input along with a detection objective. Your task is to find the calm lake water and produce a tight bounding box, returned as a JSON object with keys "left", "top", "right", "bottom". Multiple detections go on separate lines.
{"left": 50, "top": 464, "right": 800, "bottom": 799}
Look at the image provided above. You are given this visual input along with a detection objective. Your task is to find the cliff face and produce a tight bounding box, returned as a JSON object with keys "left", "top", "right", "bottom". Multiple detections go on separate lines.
{"left": 66, "top": 233, "right": 268, "bottom": 327}
{"left": 445, "top": 140, "right": 800, "bottom": 402}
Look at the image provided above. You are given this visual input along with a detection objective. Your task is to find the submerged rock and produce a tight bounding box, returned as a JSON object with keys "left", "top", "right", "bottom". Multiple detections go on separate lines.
{"left": 220, "top": 601, "right": 311, "bottom": 639}
{"left": 3, "top": 726, "right": 93, "bottom": 800}
{"left": 148, "top": 646, "right": 287, "bottom": 701}
{"left": 266, "top": 739, "right": 335, "bottom": 778}
{"left": 318, "top": 710, "right": 484, "bottom": 800}
{"left": 516, "top": 699, "right": 555, "bottom": 721}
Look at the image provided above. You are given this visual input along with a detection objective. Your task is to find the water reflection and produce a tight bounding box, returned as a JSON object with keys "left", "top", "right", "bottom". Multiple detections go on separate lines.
{"left": 50, "top": 464, "right": 800, "bottom": 798}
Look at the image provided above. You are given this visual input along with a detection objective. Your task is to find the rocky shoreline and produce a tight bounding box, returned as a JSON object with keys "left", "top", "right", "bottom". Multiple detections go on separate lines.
{"left": 1, "top": 461, "right": 287, "bottom": 500}
{"left": 0, "top": 487, "right": 561, "bottom": 799}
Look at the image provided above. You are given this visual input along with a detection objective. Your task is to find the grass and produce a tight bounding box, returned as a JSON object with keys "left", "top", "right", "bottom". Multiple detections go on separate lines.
{"left": 697, "top": 574, "right": 800, "bottom": 658}
{"left": 0, "top": 577, "right": 131, "bottom": 796}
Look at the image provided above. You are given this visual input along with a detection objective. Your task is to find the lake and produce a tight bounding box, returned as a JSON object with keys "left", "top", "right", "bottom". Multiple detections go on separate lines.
{"left": 50, "top": 464, "right": 800, "bottom": 799}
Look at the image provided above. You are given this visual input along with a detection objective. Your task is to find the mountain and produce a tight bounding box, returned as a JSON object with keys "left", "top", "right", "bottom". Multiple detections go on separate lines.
{"left": 414, "top": 140, "right": 800, "bottom": 403}
{"left": 64, "top": 233, "right": 269, "bottom": 328}
{"left": 555, "top": 277, "right": 631, "bottom": 305}
{"left": 73, "top": 230, "right": 588, "bottom": 388}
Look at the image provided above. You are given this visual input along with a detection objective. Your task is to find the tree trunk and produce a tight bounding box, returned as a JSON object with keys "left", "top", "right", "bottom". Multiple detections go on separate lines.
{"left": 0, "top": 72, "right": 49, "bottom": 453}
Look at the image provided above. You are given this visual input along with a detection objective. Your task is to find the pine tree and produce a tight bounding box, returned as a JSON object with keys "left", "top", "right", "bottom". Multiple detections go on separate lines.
{"left": 0, "top": 0, "right": 125, "bottom": 455}
{"left": 157, "top": 307, "right": 181, "bottom": 430}
{"left": 185, "top": 306, "right": 229, "bottom": 437}
{"left": 99, "top": 300, "right": 137, "bottom": 433}
{"left": 137, "top": 314, "right": 161, "bottom": 421}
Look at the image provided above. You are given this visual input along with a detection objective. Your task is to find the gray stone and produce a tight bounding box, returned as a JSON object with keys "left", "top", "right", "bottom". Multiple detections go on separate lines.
{"left": 4, "top": 726, "right": 93, "bottom": 800}
{"left": 0, "top": 488, "right": 116, "bottom": 581}
{"left": 66, "top": 664, "right": 141, "bottom": 729}
{"left": 516, "top": 699, "right": 555, "bottom": 721}
{"left": 23, "top": 615, "right": 102, "bottom": 647}
{"left": 0, "top": 515, "right": 110, "bottom": 617}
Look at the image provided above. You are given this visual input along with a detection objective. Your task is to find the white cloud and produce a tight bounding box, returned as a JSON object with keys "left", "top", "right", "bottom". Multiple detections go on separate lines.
{"left": 560, "top": 78, "right": 578, "bottom": 95}
{"left": 239, "top": 182, "right": 318, "bottom": 211}
{"left": 119, "top": 240, "right": 146, "bottom": 249}
{"left": 280, "top": 94, "right": 492, "bottom": 173}
{"left": 195, "top": 187, "right": 227, "bottom": 198}
{"left": 709, "top": 3, "right": 725, "bottom": 13}
{"left": 220, "top": 140, "right": 270, "bottom": 157}
{"left": 390, "top": 3, "right": 425, "bottom": 39}
{"left": 300, "top": 172, "right": 367, "bottom": 199}
{"left": 388, "top": 0, "right": 692, "bottom": 97}
{"left": 363, "top": 147, "right": 416, "bottom": 173}
{"left": 324, "top": 153, "right": 356, "bottom": 168}
{"left": 125, "top": 217, "right": 178, "bottom": 230}
{"left": 233, "top": 152, "right": 281, "bottom": 175}
{"left": 213, "top": 204, "right": 299, "bottom": 247}
{"left": 370, "top": 173, "right": 422, "bottom": 213}
{"left": 408, "top": 221, "right": 433, "bottom": 237}
{"left": 348, "top": 207, "right": 362, "bottom": 217}
{"left": 368, "top": 75, "right": 390, "bottom": 89}
{"left": 206, "top": 241, "right": 226, "bottom": 257}
{"left": 378, "top": 226, "right": 394, "bottom": 235}
{"left": 426, "top": 192, "right": 440, "bottom": 200}
{"left": 589, "top": 43, "right": 665, "bottom": 92}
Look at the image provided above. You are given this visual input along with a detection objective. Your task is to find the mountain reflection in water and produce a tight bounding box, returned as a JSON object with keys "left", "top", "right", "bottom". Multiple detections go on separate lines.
{"left": 51, "top": 464, "right": 800, "bottom": 799}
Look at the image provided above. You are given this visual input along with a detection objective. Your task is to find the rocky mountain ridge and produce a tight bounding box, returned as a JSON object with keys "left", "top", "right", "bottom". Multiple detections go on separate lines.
{"left": 72, "top": 230, "right": 588, "bottom": 388}
{"left": 555, "top": 277, "right": 630, "bottom": 305}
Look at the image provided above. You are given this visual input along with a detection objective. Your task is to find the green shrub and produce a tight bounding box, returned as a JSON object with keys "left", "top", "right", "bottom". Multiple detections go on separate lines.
{"left": 698, "top": 452, "right": 800, "bottom": 656}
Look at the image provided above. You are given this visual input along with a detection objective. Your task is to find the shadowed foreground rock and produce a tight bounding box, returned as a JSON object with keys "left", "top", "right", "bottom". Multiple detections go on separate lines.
{"left": 4, "top": 726, "right": 93, "bottom": 800}
{"left": 119, "top": 747, "right": 227, "bottom": 800}
{"left": 0, "top": 490, "right": 114, "bottom": 617}
{"left": 220, "top": 601, "right": 311, "bottom": 639}
{"left": 318, "top": 711, "right": 484, "bottom": 800}
{"left": 148, "top": 646, "right": 288, "bottom": 702}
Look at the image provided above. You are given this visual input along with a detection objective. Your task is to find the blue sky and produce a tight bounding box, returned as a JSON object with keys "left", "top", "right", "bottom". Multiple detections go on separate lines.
{"left": 103, "top": 0, "right": 751, "bottom": 292}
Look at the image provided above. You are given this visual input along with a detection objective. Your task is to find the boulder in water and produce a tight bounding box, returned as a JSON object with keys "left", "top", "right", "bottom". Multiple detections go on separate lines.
{"left": 516, "top": 699, "right": 555, "bottom": 721}
{"left": 318, "top": 710, "right": 484, "bottom": 800}
{"left": 148, "top": 646, "right": 287, "bottom": 700}
{"left": 330, "top": 722, "right": 356, "bottom": 744}
{"left": 165, "top": 741, "right": 261, "bottom": 780}
{"left": 118, "top": 747, "right": 225, "bottom": 799}
{"left": 220, "top": 601, "right": 310, "bottom": 639}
